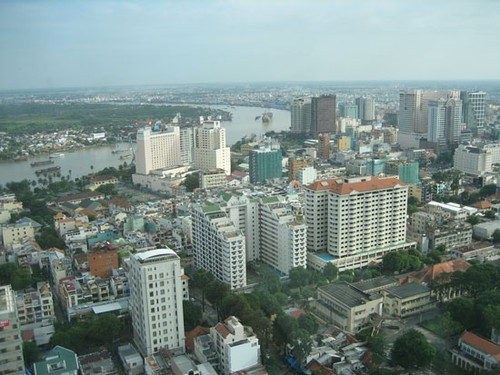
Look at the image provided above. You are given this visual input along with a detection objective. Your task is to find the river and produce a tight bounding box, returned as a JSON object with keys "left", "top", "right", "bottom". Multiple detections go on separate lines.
{"left": 0, "top": 105, "right": 291, "bottom": 187}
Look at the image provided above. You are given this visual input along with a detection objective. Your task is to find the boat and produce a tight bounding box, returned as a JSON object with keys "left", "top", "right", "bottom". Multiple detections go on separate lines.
{"left": 112, "top": 149, "right": 129, "bottom": 154}
{"left": 255, "top": 116, "right": 261, "bottom": 121}
{"left": 49, "top": 153, "right": 64, "bottom": 158}
{"left": 31, "top": 160, "right": 54, "bottom": 167}
{"left": 35, "top": 166, "right": 61, "bottom": 175}
{"left": 262, "top": 111, "right": 273, "bottom": 123}
{"left": 120, "top": 154, "right": 131, "bottom": 160}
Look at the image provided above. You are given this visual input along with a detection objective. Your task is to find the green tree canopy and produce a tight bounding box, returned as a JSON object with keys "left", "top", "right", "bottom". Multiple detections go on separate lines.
{"left": 391, "top": 329, "right": 436, "bottom": 368}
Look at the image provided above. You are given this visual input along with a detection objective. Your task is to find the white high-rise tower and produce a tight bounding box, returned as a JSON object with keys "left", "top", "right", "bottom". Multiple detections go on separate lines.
{"left": 129, "top": 248, "right": 185, "bottom": 356}
{"left": 135, "top": 126, "right": 181, "bottom": 175}
{"left": 193, "top": 121, "right": 231, "bottom": 175}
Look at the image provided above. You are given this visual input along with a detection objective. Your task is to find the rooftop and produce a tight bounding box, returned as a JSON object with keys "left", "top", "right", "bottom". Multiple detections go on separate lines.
{"left": 307, "top": 175, "right": 405, "bottom": 195}
{"left": 386, "top": 282, "right": 430, "bottom": 299}
{"left": 319, "top": 283, "right": 376, "bottom": 308}
{"left": 460, "top": 331, "right": 500, "bottom": 360}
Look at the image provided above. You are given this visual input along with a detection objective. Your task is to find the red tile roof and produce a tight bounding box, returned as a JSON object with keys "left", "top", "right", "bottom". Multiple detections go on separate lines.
{"left": 404, "top": 259, "right": 471, "bottom": 284}
{"left": 461, "top": 331, "right": 500, "bottom": 360}
{"left": 215, "top": 322, "right": 231, "bottom": 338}
{"left": 184, "top": 326, "right": 211, "bottom": 352}
{"left": 307, "top": 176, "right": 405, "bottom": 194}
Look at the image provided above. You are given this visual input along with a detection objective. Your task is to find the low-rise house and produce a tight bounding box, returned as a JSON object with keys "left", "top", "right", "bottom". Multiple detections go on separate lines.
{"left": 451, "top": 242, "right": 500, "bottom": 263}
{"left": 34, "top": 345, "right": 79, "bottom": 375}
{"left": 16, "top": 282, "right": 55, "bottom": 325}
{"left": 87, "top": 175, "right": 119, "bottom": 191}
{"left": 117, "top": 343, "right": 144, "bottom": 375}
{"left": 78, "top": 350, "right": 118, "bottom": 375}
{"left": 452, "top": 331, "right": 500, "bottom": 372}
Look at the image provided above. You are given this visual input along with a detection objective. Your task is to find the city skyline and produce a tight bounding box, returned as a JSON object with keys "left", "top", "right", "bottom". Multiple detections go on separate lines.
{"left": 1, "top": 0, "right": 499, "bottom": 90}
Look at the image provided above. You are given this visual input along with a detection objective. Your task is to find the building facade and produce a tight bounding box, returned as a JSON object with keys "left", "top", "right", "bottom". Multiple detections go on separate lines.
{"left": 291, "top": 98, "right": 312, "bottom": 134}
{"left": 311, "top": 95, "right": 337, "bottom": 137}
{"left": 249, "top": 147, "right": 282, "bottom": 184}
{"left": 135, "top": 126, "right": 181, "bottom": 175}
{"left": 0, "top": 285, "right": 25, "bottom": 374}
{"left": 355, "top": 97, "right": 375, "bottom": 122}
{"left": 193, "top": 121, "right": 231, "bottom": 175}
{"left": 129, "top": 248, "right": 186, "bottom": 356}
{"left": 460, "top": 91, "right": 486, "bottom": 134}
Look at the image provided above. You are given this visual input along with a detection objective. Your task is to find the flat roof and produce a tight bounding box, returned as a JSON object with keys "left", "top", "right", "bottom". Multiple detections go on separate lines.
{"left": 319, "top": 283, "right": 374, "bottom": 308}
{"left": 92, "top": 302, "right": 122, "bottom": 314}
{"left": 135, "top": 248, "right": 177, "bottom": 262}
{"left": 386, "top": 283, "right": 429, "bottom": 299}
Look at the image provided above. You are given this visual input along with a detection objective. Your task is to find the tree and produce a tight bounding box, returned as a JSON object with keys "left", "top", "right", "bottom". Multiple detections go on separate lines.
{"left": 323, "top": 263, "right": 338, "bottom": 282}
{"left": 444, "top": 298, "right": 476, "bottom": 329}
{"left": 190, "top": 269, "right": 214, "bottom": 312}
{"left": 367, "top": 333, "right": 387, "bottom": 364}
{"left": 206, "top": 279, "right": 230, "bottom": 320}
{"left": 289, "top": 329, "right": 313, "bottom": 364}
{"left": 484, "top": 210, "right": 496, "bottom": 219}
{"left": 181, "top": 173, "right": 199, "bottom": 192}
{"left": 391, "top": 329, "right": 436, "bottom": 368}
{"left": 96, "top": 183, "right": 117, "bottom": 197}
{"left": 289, "top": 267, "right": 311, "bottom": 289}
{"left": 493, "top": 229, "right": 500, "bottom": 244}
{"left": 382, "top": 251, "right": 406, "bottom": 273}
{"left": 298, "top": 314, "right": 319, "bottom": 335}
{"left": 0, "top": 263, "right": 34, "bottom": 290}
{"left": 480, "top": 184, "right": 497, "bottom": 198}
{"left": 23, "top": 341, "right": 40, "bottom": 369}
{"left": 274, "top": 314, "right": 299, "bottom": 354}
{"left": 183, "top": 301, "right": 203, "bottom": 330}
{"left": 466, "top": 215, "right": 480, "bottom": 225}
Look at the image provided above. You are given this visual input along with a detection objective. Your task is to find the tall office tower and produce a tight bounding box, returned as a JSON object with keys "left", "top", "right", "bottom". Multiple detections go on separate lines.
{"left": 338, "top": 103, "right": 358, "bottom": 119}
{"left": 317, "top": 133, "right": 330, "bottom": 160}
{"left": 249, "top": 142, "right": 282, "bottom": 184}
{"left": 259, "top": 197, "right": 307, "bottom": 275}
{"left": 179, "top": 126, "right": 194, "bottom": 166}
{"left": 136, "top": 126, "right": 181, "bottom": 175}
{"left": 193, "top": 121, "right": 231, "bottom": 175}
{"left": 289, "top": 158, "right": 308, "bottom": 181}
{"left": 311, "top": 95, "right": 337, "bottom": 138}
{"left": 192, "top": 204, "right": 246, "bottom": 290}
{"left": 355, "top": 97, "right": 375, "bottom": 122}
{"left": 428, "top": 98, "right": 462, "bottom": 151}
{"left": 291, "top": 98, "right": 312, "bottom": 134}
{"left": 0, "top": 285, "right": 25, "bottom": 374}
{"left": 305, "top": 176, "right": 408, "bottom": 263}
{"left": 460, "top": 91, "right": 486, "bottom": 134}
{"left": 399, "top": 90, "right": 445, "bottom": 134}
{"left": 129, "top": 249, "right": 186, "bottom": 356}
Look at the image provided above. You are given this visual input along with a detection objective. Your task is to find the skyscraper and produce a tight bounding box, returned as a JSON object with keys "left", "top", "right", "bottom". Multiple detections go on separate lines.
{"left": 428, "top": 98, "right": 462, "bottom": 151}
{"left": 0, "top": 285, "right": 25, "bottom": 374}
{"left": 179, "top": 126, "right": 194, "bottom": 166}
{"left": 193, "top": 121, "right": 231, "bottom": 175}
{"left": 460, "top": 91, "right": 486, "bottom": 134}
{"left": 399, "top": 90, "right": 445, "bottom": 134}
{"left": 355, "top": 97, "right": 375, "bottom": 122}
{"left": 311, "top": 95, "right": 337, "bottom": 137}
{"left": 290, "top": 98, "right": 311, "bottom": 134}
{"left": 129, "top": 248, "right": 185, "bottom": 356}
{"left": 338, "top": 103, "right": 358, "bottom": 119}
{"left": 136, "top": 126, "right": 181, "bottom": 175}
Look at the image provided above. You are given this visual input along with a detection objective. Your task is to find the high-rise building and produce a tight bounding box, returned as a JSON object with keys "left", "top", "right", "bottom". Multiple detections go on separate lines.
{"left": 317, "top": 133, "right": 331, "bottom": 160}
{"left": 460, "top": 91, "right": 486, "bottom": 134}
{"left": 192, "top": 204, "right": 246, "bottom": 290}
{"left": 249, "top": 144, "right": 282, "bottom": 184}
{"left": 179, "top": 126, "right": 194, "bottom": 166}
{"left": 305, "top": 176, "right": 409, "bottom": 269}
{"left": 291, "top": 98, "right": 311, "bottom": 134}
{"left": 259, "top": 197, "right": 307, "bottom": 275}
{"left": 311, "top": 95, "right": 337, "bottom": 137}
{"left": 0, "top": 285, "right": 25, "bottom": 374}
{"left": 398, "top": 90, "right": 446, "bottom": 135}
{"left": 338, "top": 103, "right": 358, "bottom": 119}
{"left": 355, "top": 97, "right": 375, "bottom": 122}
{"left": 288, "top": 158, "right": 308, "bottom": 181}
{"left": 193, "top": 121, "right": 231, "bottom": 175}
{"left": 136, "top": 126, "right": 181, "bottom": 175}
{"left": 427, "top": 98, "right": 462, "bottom": 151}
{"left": 129, "top": 248, "right": 186, "bottom": 356}
{"left": 385, "top": 160, "right": 419, "bottom": 185}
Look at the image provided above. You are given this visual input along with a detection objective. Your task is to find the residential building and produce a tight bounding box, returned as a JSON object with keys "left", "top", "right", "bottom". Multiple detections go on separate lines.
{"left": 355, "top": 97, "right": 375, "bottom": 122}
{"left": 337, "top": 136, "right": 351, "bottom": 151}
{"left": 427, "top": 98, "right": 462, "bottom": 153}
{"left": 311, "top": 95, "right": 337, "bottom": 137}
{"left": 2, "top": 221, "right": 36, "bottom": 247}
{"left": 117, "top": 343, "right": 144, "bottom": 375}
{"left": 454, "top": 143, "right": 500, "bottom": 175}
{"left": 296, "top": 166, "right": 318, "bottom": 185}
{"left": 452, "top": 331, "right": 500, "bottom": 372}
{"left": 291, "top": 98, "right": 312, "bottom": 134}
{"left": 210, "top": 316, "right": 261, "bottom": 375}
{"left": 0, "top": 285, "right": 24, "bottom": 374}
{"left": 259, "top": 196, "right": 307, "bottom": 275}
{"left": 315, "top": 283, "right": 383, "bottom": 333}
{"left": 193, "top": 121, "right": 231, "bottom": 175}
{"left": 398, "top": 90, "right": 445, "bottom": 134}
{"left": 129, "top": 248, "right": 186, "bottom": 356}
{"left": 136, "top": 126, "right": 181, "bottom": 175}
{"left": 305, "top": 176, "right": 409, "bottom": 270}
{"left": 461, "top": 91, "right": 486, "bottom": 134}
{"left": 78, "top": 350, "right": 117, "bottom": 375}
{"left": 289, "top": 158, "right": 308, "bottom": 181}
{"left": 317, "top": 133, "right": 330, "bottom": 160}
{"left": 16, "top": 282, "right": 55, "bottom": 325}
{"left": 200, "top": 169, "right": 227, "bottom": 190}
{"left": 34, "top": 346, "right": 78, "bottom": 375}
{"left": 192, "top": 204, "right": 246, "bottom": 290}
{"left": 179, "top": 126, "right": 194, "bottom": 166}
{"left": 88, "top": 249, "right": 118, "bottom": 279}
{"left": 249, "top": 145, "right": 282, "bottom": 184}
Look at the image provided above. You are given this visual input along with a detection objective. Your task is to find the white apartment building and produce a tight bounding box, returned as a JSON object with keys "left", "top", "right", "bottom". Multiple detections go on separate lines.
{"left": 192, "top": 204, "right": 246, "bottom": 290}
{"left": 211, "top": 316, "right": 261, "bottom": 375}
{"left": 193, "top": 121, "right": 231, "bottom": 175}
{"left": 259, "top": 196, "right": 307, "bottom": 275}
{"left": 16, "top": 282, "right": 55, "bottom": 325}
{"left": 0, "top": 285, "right": 25, "bottom": 374}
{"left": 305, "top": 176, "right": 409, "bottom": 269}
{"left": 129, "top": 248, "right": 185, "bottom": 357}
{"left": 179, "top": 126, "right": 194, "bottom": 166}
{"left": 135, "top": 126, "right": 181, "bottom": 175}
{"left": 297, "top": 166, "right": 318, "bottom": 185}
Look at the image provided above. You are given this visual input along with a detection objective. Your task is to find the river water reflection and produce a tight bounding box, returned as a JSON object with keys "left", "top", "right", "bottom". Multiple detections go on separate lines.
{"left": 0, "top": 105, "right": 290, "bottom": 187}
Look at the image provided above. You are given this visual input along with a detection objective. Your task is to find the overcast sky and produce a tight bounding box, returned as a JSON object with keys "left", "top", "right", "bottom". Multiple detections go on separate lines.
{"left": 0, "top": 0, "right": 499, "bottom": 90}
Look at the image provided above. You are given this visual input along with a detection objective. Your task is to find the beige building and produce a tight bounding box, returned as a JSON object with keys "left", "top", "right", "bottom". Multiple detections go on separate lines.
{"left": 383, "top": 283, "right": 432, "bottom": 318}
{"left": 136, "top": 126, "right": 181, "bottom": 175}
{"left": 200, "top": 170, "right": 227, "bottom": 190}
{"left": 315, "top": 282, "right": 383, "bottom": 333}
{"left": 2, "top": 222, "right": 36, "bottom": 247}
{"left": 193, "top": 121, "right": 231, "bottom": 175}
